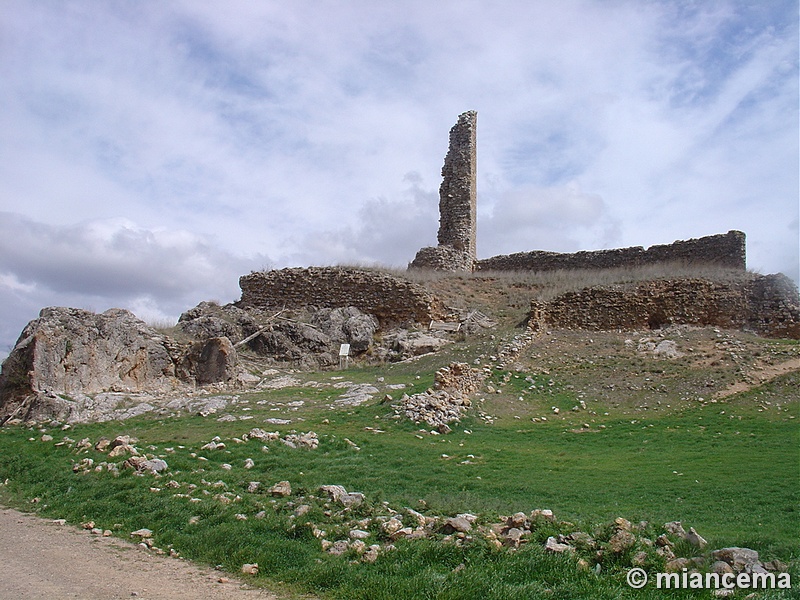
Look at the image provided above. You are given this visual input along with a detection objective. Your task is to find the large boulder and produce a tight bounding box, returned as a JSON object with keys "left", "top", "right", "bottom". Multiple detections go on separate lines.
{"left": 177, "top": 301, "right": 257, "bottom": 342}
{"left": 181, "top": 337, "right": 238, "bottom": 385}
{"left": 312, "top": 307, "right": 378, "bottom": 353}
{"left": 0, "top": 307, "right": 179, "bottom": 401}
{"left": 0, "top": 307, "right": 242, "bottom": 424}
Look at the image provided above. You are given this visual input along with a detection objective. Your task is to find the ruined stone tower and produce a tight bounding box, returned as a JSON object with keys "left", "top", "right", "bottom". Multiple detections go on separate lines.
{"left": 409, "top": 110, "right": 477, "bottom": 272}
{"left": 438, "top": 110, "right": 477, "bottom": 257}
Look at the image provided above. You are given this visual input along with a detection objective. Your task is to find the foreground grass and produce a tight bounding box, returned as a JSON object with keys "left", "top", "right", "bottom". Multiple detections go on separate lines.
{"left": 0, "top": 372, "right": 798, "bottom": 599}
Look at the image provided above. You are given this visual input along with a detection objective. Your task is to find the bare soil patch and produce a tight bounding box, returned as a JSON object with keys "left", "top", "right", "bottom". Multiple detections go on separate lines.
{"left": 0, "top": 507, "right": 283, "bottom": 600}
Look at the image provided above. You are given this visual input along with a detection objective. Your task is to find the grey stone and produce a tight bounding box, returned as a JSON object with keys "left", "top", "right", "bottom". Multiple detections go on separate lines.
{"left": 544, "top": 536, "right": 572, "bottom": 553}
{"left": 442, "top": 516, "right": 472, "bottom": 534}
{"left": 608, "top": 530, "right": 636, "bottom": 553}
{"left": 711, "top": 547, "right": 760, "bottom": 573}
{"left": 0, "top": 308, "right": 178, "bottom": 419}
{"left": 312, "top": 307, "right": 378, "bottom": 353}
{"left": 711, "top": 560, "right": 734, "bottom": 575}
{"left": 268, "top": 481, "right": 292, "bottom": 497}
{"left": 183, "top": 337, "right": 238, "bottom": 385}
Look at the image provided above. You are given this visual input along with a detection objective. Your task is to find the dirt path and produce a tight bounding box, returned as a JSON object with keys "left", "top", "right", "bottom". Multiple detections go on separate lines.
{"left": 0, "top": 507, "right": 283, "bottom": 600}
{"left": 713, "top": 357, "right": 800, "bottom": 399}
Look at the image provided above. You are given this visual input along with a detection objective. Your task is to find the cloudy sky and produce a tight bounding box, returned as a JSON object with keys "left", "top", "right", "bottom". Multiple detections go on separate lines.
{"left": 1, "top": 1, "right": 798, "bottom": 357}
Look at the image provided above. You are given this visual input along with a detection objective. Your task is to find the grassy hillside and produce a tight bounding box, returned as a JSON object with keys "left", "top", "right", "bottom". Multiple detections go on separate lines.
{"left": 1, "top": 310, "right": 798, "bottom": 599}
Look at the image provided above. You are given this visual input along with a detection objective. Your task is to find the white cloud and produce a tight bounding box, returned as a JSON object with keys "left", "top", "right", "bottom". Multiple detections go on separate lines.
{"left": 0, "top": 213, "right": 262, "bottom": 352}
{"left": 0, "top": 0, "right": 796, "bottom": 353}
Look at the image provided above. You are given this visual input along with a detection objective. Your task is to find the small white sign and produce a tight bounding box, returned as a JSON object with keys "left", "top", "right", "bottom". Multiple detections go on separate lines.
{"left": 339, "top": 344, "right": 351, "bottom": 357}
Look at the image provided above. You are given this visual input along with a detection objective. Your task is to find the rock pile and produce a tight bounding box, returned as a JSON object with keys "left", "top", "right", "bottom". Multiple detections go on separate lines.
{"left": 51, "top": 429, "right": 791, "bottom": 586}
{"left": 398, "top": 362, "right": 485, "bottom": 428}
{"left": 70, "top": 434, "right": 168, "bottom": 476}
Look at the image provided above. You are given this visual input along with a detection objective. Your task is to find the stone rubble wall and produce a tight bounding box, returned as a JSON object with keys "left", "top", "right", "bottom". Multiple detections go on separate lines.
{"left": 238, "top": 267, "right": 445, "bottom": 328}
{"left": 477, "top": 230, "right": 746, "bottom": 273}
{"left": 432, "top": 362, "right": 486, "bottom": 395}
{"left": 531, "top": 274, "right": 800, "bottom": 339}
{"left": 399, "top": 362, "right": 486, "bottom": 428}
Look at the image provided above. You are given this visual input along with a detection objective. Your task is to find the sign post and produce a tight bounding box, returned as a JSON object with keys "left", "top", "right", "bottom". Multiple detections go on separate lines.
{"left": 338, "top": 344, "right": 350, "bottom": 369}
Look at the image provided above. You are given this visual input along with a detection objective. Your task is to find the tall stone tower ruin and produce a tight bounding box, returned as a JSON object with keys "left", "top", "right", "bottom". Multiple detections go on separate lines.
{"left": 409, "top": 110, "right": 477, "bottom": 272}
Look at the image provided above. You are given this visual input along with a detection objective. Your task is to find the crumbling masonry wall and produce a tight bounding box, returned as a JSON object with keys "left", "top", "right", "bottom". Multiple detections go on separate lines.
{"left": 477, "top": 230, "right": 746, "bottom": 273}
{"left": 238, "top": 267, "right": 445, "bottom": 328}
{"left": 529, "top": 273, "right": 800, "bottom": 339}
{"left": 410, "top": 111, "right": 477, "bottom": 272}
{"left": 438, "top": 110, "right": 477, "bottom": 257}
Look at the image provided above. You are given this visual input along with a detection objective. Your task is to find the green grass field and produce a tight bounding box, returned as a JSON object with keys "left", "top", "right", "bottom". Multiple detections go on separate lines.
{"left": 1, "top": 331, "right": 798, "bottom": 599}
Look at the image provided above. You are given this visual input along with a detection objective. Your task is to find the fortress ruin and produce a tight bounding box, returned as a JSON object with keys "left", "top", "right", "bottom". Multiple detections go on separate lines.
{"left": 409, "top": 111, "right": 478, "bottom": 272}
{"left": 409, "top": 111, "right": 747, "bottom": 274}
{"left": 235, "top": 111, "right": 795, "bottom": 339}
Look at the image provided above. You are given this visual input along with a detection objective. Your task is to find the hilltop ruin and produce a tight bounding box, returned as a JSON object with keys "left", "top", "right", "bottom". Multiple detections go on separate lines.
{"left": 409, "top": 110, "right": 748, "bottom": 275}
{"left": 0, "top": 111, "right": 798, "bottom": 425}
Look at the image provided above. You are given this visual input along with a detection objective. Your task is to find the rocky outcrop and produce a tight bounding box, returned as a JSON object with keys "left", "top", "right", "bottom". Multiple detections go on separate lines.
{"left": 0, "top": 308, "right": 180, "bottom": 400}
{"left": 529, "top": 274, "right": 800, "bottom": 339}
{"left": 0, "top": 307, "right": 242, "bottom": 424}
{"left": 176, "top": 301, "right": 253, "bottom": 342}
{"left": 179, "top": 301, "right": 381, "bottom": 369}
{"left": 180, "top": 337, "right": 238, "bottom": 385}
{"left": 311, "top": 307, "right": 379, "bottom": 354}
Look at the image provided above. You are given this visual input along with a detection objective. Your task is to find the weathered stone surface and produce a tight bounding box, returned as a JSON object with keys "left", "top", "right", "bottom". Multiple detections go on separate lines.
{"left": 238, "top": 267, "right": 444, "bottom": 328}
{"left": 312, "top": 306, "right": 379, "bottom": 354}
{"left": 545, "top": 536, "right": 572, "bottom": 553}
{"left": 665, "top": 557, "right": 692, "bottom": 572}
{"left": 268, "top": 481, "right": 292, "bottom": 497}
{"left": 442, "top": 516, "right": 472, "bottom": 534}
{"left": 409, "top": 245, "right": 474, "bottom": 272}
{"left": 438, "top": 111, "right": 477, "bottom": 258}
{"left": 383, "top": 331, "right": 453, "bottom": 359}
{"left": 711, "top": 560, "right": 735, "bottom": 575}
{"left": 249, "top": 321, "right": 334, "bottom": 369}
{"left": 0, "top": 308, "right": 256, "bottom": 424}
{"left": 529, "top": 274, "right": 799, "bottom": 339}
{"left": 181, "top": 337, "right": 238, "bottom": 385}
{"left": 0, "top": 308, "right": 178, "bottom": 402}
{"left": 125, "top": 456, "right": 168, "bottom": 474}
{"left": 400, "top": 362, "right": 483, "bottom": 427}
{"left": 433, "top": 362, "right": 485, "bottom": 395}
{"left": 608, "top": 530, "right": 636, "bottom": 554}
{"left": 684, "top": 527, "right": 707, "bottom": 548}
{"left": 712, "top": 547, "right": 761, "bottom": 573}
{"left": 319, "top": 484, "right": 364, "bottom": 507}
{"left": 409, "top": 111, "right": 477, "bottom": 273}
{"left": 477, "top": 231, "right": 747, "bottom": 273}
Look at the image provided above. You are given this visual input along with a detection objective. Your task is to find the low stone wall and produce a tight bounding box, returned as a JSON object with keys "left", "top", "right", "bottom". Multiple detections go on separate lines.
{"left": 238, "top": 267, "right": 445, "bottom": 328}
{"left": 531, "top": 273, "right": 799, "bottom": 338}
{"left": 477, "top": 231, "right": 746, "bottom": 273}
